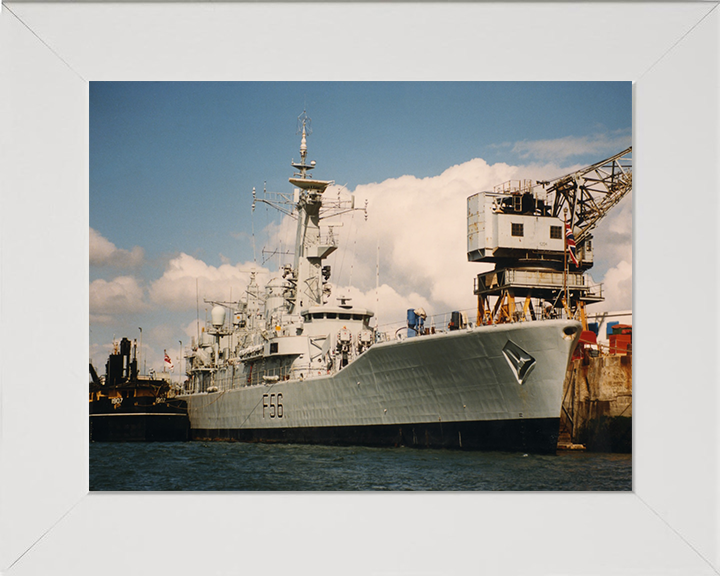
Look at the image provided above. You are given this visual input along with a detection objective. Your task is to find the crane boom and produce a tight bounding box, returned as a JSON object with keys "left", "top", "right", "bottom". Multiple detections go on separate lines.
{"left": 545, "top": 147, "right": 632, "bottom": 244}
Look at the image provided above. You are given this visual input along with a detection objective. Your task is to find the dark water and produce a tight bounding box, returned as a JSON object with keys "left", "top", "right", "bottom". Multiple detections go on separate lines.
{"left": 90, "top": 442, "right": 631, "bottom": 491}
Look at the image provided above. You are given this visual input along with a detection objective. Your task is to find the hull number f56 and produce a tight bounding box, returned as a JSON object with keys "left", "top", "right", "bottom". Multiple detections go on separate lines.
{"left": 262, "top": 393, "right": 283, "bottom": 418}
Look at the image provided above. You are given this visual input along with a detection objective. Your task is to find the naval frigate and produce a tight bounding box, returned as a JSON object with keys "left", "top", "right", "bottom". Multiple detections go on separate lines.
{"left": 177, "top": 112, "right": 581, "bottom": 453}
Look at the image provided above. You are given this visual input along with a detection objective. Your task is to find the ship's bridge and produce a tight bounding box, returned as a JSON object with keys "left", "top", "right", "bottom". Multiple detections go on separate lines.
{"left": 301, "top": 306, "right": 374, "bottom": 337}
{"left": 301, "top": 305, "right": 376, "bottom": 370}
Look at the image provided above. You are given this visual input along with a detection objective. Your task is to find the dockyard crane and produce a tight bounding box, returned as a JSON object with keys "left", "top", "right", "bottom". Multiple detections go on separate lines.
{"left": 467, "top": 147, "right": 632, "bottom": 327}
{"left": 543, "top": 147, "right": 632, "bottom": 246}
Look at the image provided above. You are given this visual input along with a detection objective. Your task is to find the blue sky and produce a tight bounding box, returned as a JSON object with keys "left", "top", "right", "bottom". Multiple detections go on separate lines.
{"left": 90, "top": 81, "right": 632, "bottom": 373}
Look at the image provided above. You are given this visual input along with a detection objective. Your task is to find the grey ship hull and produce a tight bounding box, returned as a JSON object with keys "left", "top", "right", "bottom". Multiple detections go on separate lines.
{"left": 181, "top": 319, "right": 580, "bottom": 453}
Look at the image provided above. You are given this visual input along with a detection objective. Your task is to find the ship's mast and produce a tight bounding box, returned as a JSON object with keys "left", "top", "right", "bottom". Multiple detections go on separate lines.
{"left": 253, "top": 111, "right": 367, "bottom": 315}
{"left": 287, "top": 111, "right": 336, "bottom": 314}
{"left": 291, "top": 111, "right": 314, "bottom": 178}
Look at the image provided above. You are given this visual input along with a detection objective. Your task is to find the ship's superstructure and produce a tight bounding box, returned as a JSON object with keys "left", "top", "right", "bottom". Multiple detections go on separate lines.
{"left": 177, "top": 112, "right": 584, "bottom": 453}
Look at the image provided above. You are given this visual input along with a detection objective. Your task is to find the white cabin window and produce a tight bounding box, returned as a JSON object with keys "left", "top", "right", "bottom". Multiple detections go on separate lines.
{"left": 511, "top": 223, "right": 524, "bottom": 237}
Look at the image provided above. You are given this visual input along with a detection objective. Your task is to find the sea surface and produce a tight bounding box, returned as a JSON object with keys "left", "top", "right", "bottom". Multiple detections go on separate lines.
{"left": 90, "top": 441, "right": 632, "bottom": 491}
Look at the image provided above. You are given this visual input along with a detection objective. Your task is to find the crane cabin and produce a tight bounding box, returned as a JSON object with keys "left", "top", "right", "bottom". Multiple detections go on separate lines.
{"left": 467, "top": 180, "right": 593, "bottom": 270}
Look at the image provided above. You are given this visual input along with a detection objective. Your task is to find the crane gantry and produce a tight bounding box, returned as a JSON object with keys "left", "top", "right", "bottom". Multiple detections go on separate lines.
{"left": 467, "top": 146, "right": 632, "bottom": 326}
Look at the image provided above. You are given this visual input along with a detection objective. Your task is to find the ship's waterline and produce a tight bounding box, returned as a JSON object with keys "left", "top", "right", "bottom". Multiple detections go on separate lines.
{"left": 181, "top": 320, "right": 580, "bottom": 453}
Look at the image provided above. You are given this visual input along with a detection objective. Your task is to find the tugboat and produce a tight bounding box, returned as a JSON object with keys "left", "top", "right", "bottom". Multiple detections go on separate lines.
{"left": 89, "top": 337, "right": 189, "bottom": 441}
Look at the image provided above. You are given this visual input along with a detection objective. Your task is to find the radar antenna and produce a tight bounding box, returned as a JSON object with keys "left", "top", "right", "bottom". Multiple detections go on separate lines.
{"left": 292, "top": 110, "right": 316, "bottom": 178}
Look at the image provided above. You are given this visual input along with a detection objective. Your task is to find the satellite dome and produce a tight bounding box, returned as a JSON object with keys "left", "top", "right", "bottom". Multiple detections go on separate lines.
{"left": 211, "top": 305, "right": 226, "bottom": 328}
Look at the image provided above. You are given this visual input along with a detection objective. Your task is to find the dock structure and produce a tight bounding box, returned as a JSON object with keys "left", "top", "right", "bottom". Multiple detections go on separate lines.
{"left": 559, "top": 349, "right": 632, "bottom": 452}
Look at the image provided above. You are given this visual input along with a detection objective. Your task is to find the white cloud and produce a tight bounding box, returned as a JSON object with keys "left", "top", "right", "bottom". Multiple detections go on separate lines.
{"left": 148, "top": 253, "right": 270, "bottom": 311}
{"left": 90, "top": 153, "right": 633, "bottom": 371}
{"left": 594, "top": 193, "right": 632, "bottom": 265}
{"left": 183, "top": 318, "right": 204, "bottom": 341}
{"left": 336, "top": 159, "right": 574, "bottom": 315}
{"left": 89, "top": 275, "right": 147, "bottom": 316}
{"left": 89, "top": 342, "right": 113, "bottom": 371}
{"left": 589, "top": 192, "right": 632, "bottom": 313}
{"left": 90, "top": 227, "right": 144, "bottom": 268}
{"left": 512, "top": 131, "right": 631, "bottom": 163}
{"left": 328, "top": 283, "right": 432, "bottom": 335}
{"left": 598, "top": 260, "right": 633, "bottom": 312}
{"left": 266, "top": 157, "right": 613, "bottom": 324}
{"left": 149, "top": 324, "right": 177, "bottom": 347}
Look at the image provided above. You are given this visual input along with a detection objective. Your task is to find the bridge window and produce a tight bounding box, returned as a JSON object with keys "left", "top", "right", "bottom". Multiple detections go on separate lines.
{"left": 550, "top": 225, "right": 562, "bottom": 239}
{"left": 511, "top": 223, "right": 524, "bottom": 237}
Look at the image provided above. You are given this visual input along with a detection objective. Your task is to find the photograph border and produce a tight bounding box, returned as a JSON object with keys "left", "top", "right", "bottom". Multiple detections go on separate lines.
{"left": 1, "top": 2, "right": 718, "bottom": 574}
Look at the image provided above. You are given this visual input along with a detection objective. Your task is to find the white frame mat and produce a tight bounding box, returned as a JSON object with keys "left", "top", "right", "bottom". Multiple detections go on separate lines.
{"left": 1, "top": 3, "right": 718, "bottom": 575}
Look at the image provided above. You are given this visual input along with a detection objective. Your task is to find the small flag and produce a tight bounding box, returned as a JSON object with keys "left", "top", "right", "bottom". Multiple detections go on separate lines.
{"left": 164, "top": 350, "right": 174, "bottom": 371}
{"left": 565, "top": 220, "right": 579, "bottom": 267}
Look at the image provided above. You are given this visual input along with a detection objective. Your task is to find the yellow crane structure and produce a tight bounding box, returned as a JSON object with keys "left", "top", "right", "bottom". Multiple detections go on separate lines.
{"left": 467, "top": 147, "right": 632, "bottom": 329}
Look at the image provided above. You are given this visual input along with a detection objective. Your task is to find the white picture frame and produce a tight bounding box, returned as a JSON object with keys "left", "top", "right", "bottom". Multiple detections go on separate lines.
{"left": 1, "top": 2, "right": 718, "bottom": 574}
